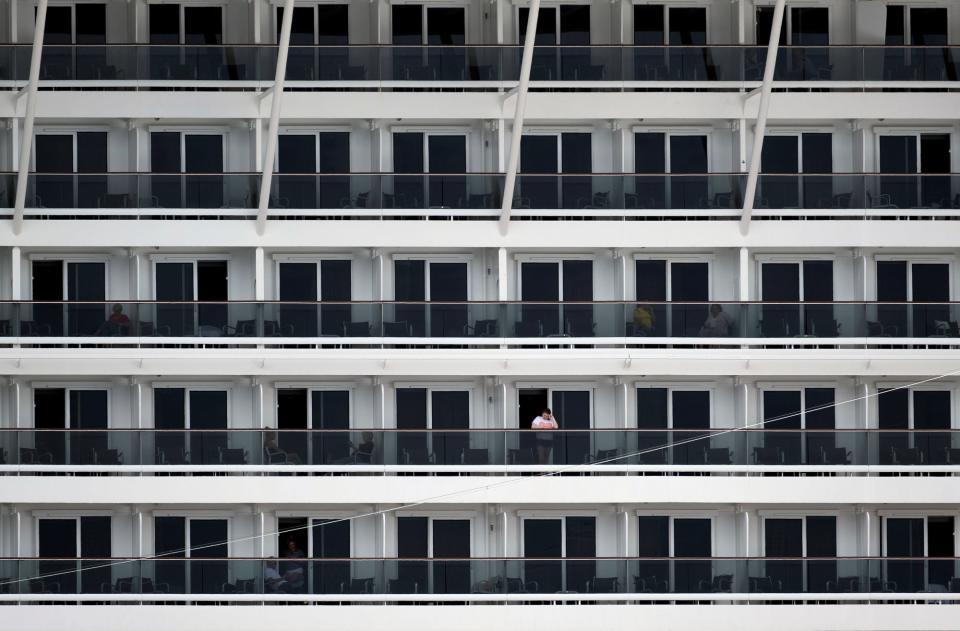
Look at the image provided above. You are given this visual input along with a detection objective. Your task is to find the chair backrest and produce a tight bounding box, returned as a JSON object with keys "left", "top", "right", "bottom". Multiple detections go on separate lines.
{"left": 461, "top": 448, "right": 489, "bottom": 465}
{"left": 596, "top": 448, "right": 618, "bottom": 461}
{"left": 473, "top": 319, "right": 498, "bottom": 336}
{"left": 235, "top": 320, "right": 256, "bottom": 336}
{"left": 263, "top": 320, "right": 282, "bottom": 336}
{"left": 509, "top": 448, "right": 536, "bottom": 465}
{"left": 384, "top": 321, "right": 410, "bottom": 336}
{"left": 345, "top": 321, "right": 370, "bottom": 336}
{"left": 704, "top": 447, "right": 731, "bottom": 464}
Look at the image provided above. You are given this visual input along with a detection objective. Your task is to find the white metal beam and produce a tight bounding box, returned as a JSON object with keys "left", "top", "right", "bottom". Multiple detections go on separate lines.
{"left": 255, "top": 0, "right": 296, "bottom": 235}
{"left": 740, "top": 0, "right": 786, "bottom": 231}
{"left": 12, "top": 0, "right": 48, "bottom": 235}
{"left": 499, "top": 0, "right": 542, "bottom": 231}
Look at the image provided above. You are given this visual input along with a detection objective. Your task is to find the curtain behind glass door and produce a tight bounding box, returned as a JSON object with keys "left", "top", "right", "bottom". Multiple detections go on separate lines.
{"left": 519, "top": 7, "right": 557, "bottom": 80}
{"left": 886, "top": 518, "right": 924, "bottom": 592}
{"left": 283, "top": 6, "right": 317, "bottom": 80}
{"left": 312, "top": 390, "right": 350, "bottom": 465}
{"left": 673, "top": 519, "right": 710, "bottom": 593}
{"left": 432, "top": 520, "right": 470, "bottom": 593}
{"left": 394, "top": 259, "right": 426, "bottom": 336}
{"left": 552, "top": 390, "right": 590, "bottom": 465}
{"left": 69, "top": 389, "right": 108, "bottom": 466}
{"left": 66, "top": 261, "right": 106, "bottom": 337}
{"left": 184, "top": 135, "right": 224, "bottom": 208}
{"left": 278, "top": 262, "right": 318, "bottom": 337}
{"left": 561, "top": 259, "right": 593, "bottom": 336}
{"left": 38, "top": 518, "right": 78, "bottom": 594}
{"left": 523, "top": 519, "right": 562, "bottom": 593}
{"left": 392, "top": 132, "right": 424, "bottom": 209}
{"left": 427, "top": 7, "right": 465, "bottom": 80}
{"left": 428, "top": 262, "right": 467, "bottom": 337}
{"left": 519, "top": 135, "right": 559, "bottom": 209}
{"left": 189, "top": 390, "right": 228, "bottom": 465}
{"left": 396, "top": 388, "right": 428, "bottom": 464}
{"left": 155, "top": 262, "right": 194, "bottom": 336}
{"left": 636, "top": 516, "right": 669, "bottom": 592}
{"left": 190, "top": 519, "right": 228, "bottom": 594}
{"left": 762, "top": 390, "right": 802, "bottom": 465}
{"left": 560, "top": 132, "right": 591, "bottom": 210}
{"left": 911, "top": 262, "right": 949, "bottom": 337}
{"left": 764, "top": 518, "right": 802, "bottom": 593}
{"left": 760, "top": 136, "right": 799, "bottom": 209}
{"left": 912, "top": 390, "right": 950, "bottom": 465}
{"left": 565, "top": 516, "right": 595, "bottom": 593}
{"left": 879, "top": 136, "right": 918, "bottom": 208}
{"left": 760, "top": 262, "right": 799, "bottom": 337}
{"left": 670, "top": 261, "right": 708, "bottom": 336}
{"left": 520, "top": 262, "right": 559, "bottom": 336}
{"left": 278, "top": 135, "right": 317, "bottom": 209}
{"left": 427, "top": 135, "right": 466, "bottom": 210}
{"left": 34, "top": 135, "right": 74, "bottom": 210}
{"left": 312, "top": 519, "right": 351, "bottom": 593}
{"left": 397, "top": 516, "right": 428, "bottom": 593}
{"left": 154, "top": 388, "right": 187, "bottom": 465}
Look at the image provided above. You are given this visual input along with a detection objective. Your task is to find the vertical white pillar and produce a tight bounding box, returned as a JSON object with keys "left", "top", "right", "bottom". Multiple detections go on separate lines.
{"left": 11, "top": 246, "right": 21, "bottom": 300}
{"left": 738, "top": 119, "right": 747, "bottom": 171}
{"left": 496, "top": 122, "right": 505, "bottom": 172}
{"left": 13, "top": 0, "right": 49, "bottom": 234}
{"left": 737, "top": 247, "right": 749, "bottom": 301}
{"left": 497, "top": 247, "right": 509, "bottom": 301}
{"left": 254, "top": 246, "right": 265, "bottom": 300}
{"left": 9, "top": 0, "right": 17, "bottom": 43}
{"left": 134, "top": 382, "right": 142, "bottom": 429}
{"left": 13, "top": 381, "right": 21, "bottom": 428}
{"left": 253, "top": 0, "right": 262, "bottom": 45}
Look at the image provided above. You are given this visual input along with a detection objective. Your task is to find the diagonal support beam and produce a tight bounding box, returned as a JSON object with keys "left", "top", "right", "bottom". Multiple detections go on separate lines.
{"left": 13, "top": 0, "right": 48, "bottom": 235}
{"left": 256, "top": 0, "right": 295, "bottom": 235}
{"left": 499, "top": 0, "right": 542, "bottom": 232}
{"left": 740, "top": 0, "right": 785, "bottom": 232}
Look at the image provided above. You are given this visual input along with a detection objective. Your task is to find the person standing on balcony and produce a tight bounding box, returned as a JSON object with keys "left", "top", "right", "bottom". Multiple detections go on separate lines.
{"left": 632, "top": 304, "right": 656, "bottom": 336}
{"left": 699, "top": 304, "right": 735, "bottom": 337}
{"left": 531, "top": 408, "right": 559, "bottom": 465}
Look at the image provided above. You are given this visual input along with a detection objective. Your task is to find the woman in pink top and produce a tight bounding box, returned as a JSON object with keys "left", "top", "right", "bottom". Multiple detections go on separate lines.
{"left": 531, "top": 408, "right": 559, "bottom": 464}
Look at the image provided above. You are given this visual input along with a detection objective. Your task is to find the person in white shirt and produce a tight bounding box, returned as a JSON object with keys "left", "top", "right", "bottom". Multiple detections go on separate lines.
{"left": 699, "top": 304, "right": 735, "bottom": 337}
{"left": 531, "top": 408, "right": 559, "bottom": 464}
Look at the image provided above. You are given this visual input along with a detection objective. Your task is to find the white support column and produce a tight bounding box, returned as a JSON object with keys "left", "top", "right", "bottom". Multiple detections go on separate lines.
{"left": 737, "top": 246, "right": 749, "bottom": 300}
{"left": 499, "top": 0, "right": 542, "bottom": 230}
{"left": 133, "top": 381, "right": 142, "bottom": 429}
{"left": 10, "top": 246, "right": 21, "bottom": 300}
{"left": 254, "top": 246, "right": 265, "bottom": 300}
{"left": 740, "top": 0, "right": 785, "bottom": 231}
{"left": 10, "top": 0, "right": 17, "bottom": 43}
{"left": 13, "top": 0, "right": 49, "bottom": 235}
{"left": 497, "top": 247, "right": 509, "bottom": 300}
{"left": 256, "top": 0, "right": 295, "bottom": 235}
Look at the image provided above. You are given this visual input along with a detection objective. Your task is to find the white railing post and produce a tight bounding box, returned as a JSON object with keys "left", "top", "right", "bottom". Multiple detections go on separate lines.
{"left": 256, "top": 0, "right": 295, "bottom": 235}
{"left": 741, "top": 0, "right": 786, "bottom": 230}
{"left": 13, "top": 0, "right": 48, "bottom": 235}
{"left": 499, "top": 0, "right": 542, "bottom": 231}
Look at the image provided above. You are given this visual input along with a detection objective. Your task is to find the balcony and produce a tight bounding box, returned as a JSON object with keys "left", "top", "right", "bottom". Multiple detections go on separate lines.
{"left": 1, "top": 301, "right": 960, "bottom": 348}
{"left": 9, "top": 174, "right": 960, "bottom": 219}
{"left": 3, "top": 429, "right": 959, "bottom": 475}
{"left": 2, "top": 557, "right": 958, "bottom": 602}
{"left": 2, "top": 45, "right": 958, "bottom": 89}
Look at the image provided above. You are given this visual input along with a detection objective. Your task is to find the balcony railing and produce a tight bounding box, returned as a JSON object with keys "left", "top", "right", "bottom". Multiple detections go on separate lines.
{"left": 2, "top": 557, "right": 959, "bottom": 601}
{"left": 0, "top": 45, "right": 957, "bottom": 87}
{"left": 2, "top": 301, "right": 960, "bottom": 346}
{"left": 8, "top": 173, "right": 960, "bottom": 218}
{"left": 3, "top": 429, "right": 959, "bottom": 474}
